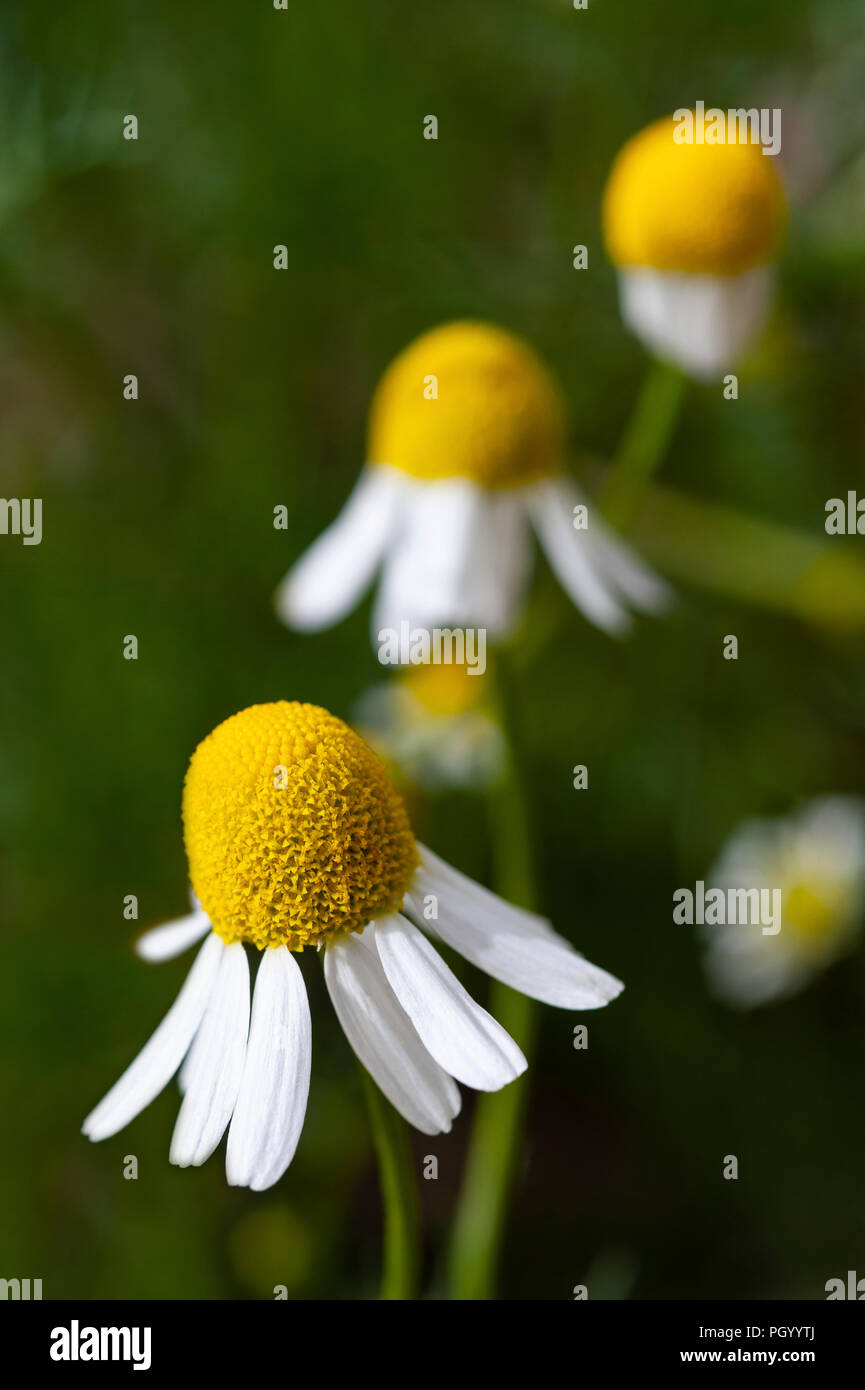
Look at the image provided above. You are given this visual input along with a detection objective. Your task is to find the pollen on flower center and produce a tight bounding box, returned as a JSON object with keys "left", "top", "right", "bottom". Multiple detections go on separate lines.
{"left": 182, "top": 702, "right": 419, "bottom": 951}
{"left": 603, "top": 114, "right": 786, "bottom": 276}
{"left": 367, "top": 320, "right": 566, "bottom": 488}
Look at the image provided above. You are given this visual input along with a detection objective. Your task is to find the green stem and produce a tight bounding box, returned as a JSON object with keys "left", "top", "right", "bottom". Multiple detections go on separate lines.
{"left": 599, "top": 359, "right": 687, "bottom": 530}
{"left": 360, "top": 1066, "right": 420, "bottom": 1300}
{"left": 633, "top": 483, "right": 865, "bottom": 633}
{"left": 447, "top": 655, "right": 538, "bottom": 1300}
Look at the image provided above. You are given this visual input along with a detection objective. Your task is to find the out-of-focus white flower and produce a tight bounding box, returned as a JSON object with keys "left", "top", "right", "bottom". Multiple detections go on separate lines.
{"left": 355, "top": 664, "right": 505, "bottom": 791}
{"left": 702, "top": 796, "right": 865, "bottom": 1007}
{"left": 276, "top": 321, "right": 670, "bottom": 640}
{"left": 603, "top": 114, "right": 786, "bottom": 379}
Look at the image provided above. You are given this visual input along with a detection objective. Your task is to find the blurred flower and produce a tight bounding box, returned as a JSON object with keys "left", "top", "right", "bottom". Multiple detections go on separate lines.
{"left": 276, "top": 321, "right": 670, "bottom": 639}
{"left": 83, "top": 702, "right": 622, "bottom": 1189}
{"left": 354, "top": 664, "right": 505, "bottom": 791}
{"left": 603, "top": 115, "right": 786, "bottom": 379}
{"left": 702, "top": 796, "right": 865, "bottom": 1007}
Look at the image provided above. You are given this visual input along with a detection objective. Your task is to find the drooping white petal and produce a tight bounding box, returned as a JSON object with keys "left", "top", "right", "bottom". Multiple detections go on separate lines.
{"left": 407, "top": 846, "right": 624, "bottom": 1010}
{"left": 135, "top": 911, "right": 211, "bottom": 962}
{"left": 170, "top": 942, "right": 250, "bottom": 1168}
{"left": 589, "top": 523, "right": 673, "bottom": 612}
{"left": 545, "top": 477, "right": 671, "bottom": 615}
{"left": 416, "top": 842, "right": 555, "bottom": 935}
{"left": 617, "top": 265, "right": 773, "bottom": 381}
{"left": 177, "top": 986, "right": 209, "bottom": 1095}
{"left": 225, "top": 946, "right": 311, "bottom": 1191}
{"left": 462, "top": 490, "right": 533, "bottom": 637}
{"left": 325, "top": 927, "right": 461, "bottom": 1134}
{"left": 372, "top": 478, "right": 489, "bottom": 637}
{"left": 82, "top": 932, "right": 224, "bottom": 1142}
{"left": 177, "top": 1030, "right": 198, "bottom": 1096}
{"left": 275, "top": 465, "right": 406, "bottom": 632}
{"left": 374, "top": 914, "right": 526, "bottom": 1091}
{"left": 526, "top": 478, "right": 632, "bottom": 635}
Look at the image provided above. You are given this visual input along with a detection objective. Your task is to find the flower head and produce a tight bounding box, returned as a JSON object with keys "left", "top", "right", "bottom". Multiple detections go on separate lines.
{"left": 84, "top": 702, "right": 623, "bottom": 1189}
{"left": 603, "top": 114, "right": 786, "bottom": 378}
{"left": 276, "top": 320, "right": 670, "bottom": 640}
{"left": 702, "top": 796, "right": 865, "bottom": 1007}
{"left": 355, "top": 666, "right": 505, "bottom": 791}
{"left": 183, "top": 703, "right": 418, "bottom": 951}
{"left": 604, "top": 115, "right": 785, "bottom": 276}
{"left": 368, "top": 320, "right": 565, "bottom": 488}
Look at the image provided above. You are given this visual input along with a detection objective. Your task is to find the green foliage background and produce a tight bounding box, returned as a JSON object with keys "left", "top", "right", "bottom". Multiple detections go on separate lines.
{"left": 1, "top": 0, "right": 864, "bottom": 1299}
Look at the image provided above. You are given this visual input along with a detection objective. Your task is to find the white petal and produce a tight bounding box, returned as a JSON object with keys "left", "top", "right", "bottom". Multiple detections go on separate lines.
{"left": 407, "top": 847, "right": 624, "bottom": 1010}
{"left": 589, "top": 524, "right": 673, "bottom": 612}
{"left": 374, "top": 914, "right": 526, "bottom": 1091}
{"left": 135, "top": 911, "right": 211, "bottom": 962}
{"left": 275, "top": 466, "right": 405, "bottom": 632}
{"left": 417, "top": 842, "right": 555, "bottom": 935}
{"left": 617, "top": 265, "right": 773, "bottom": 381}
{"left": 462, "top": 492, "right": 533, "bottom": 637}
{"left": 526, "top": 478, "right": 632, "bottom": 635}
{"left": 545, "top": 478, "right": 671, "bottom": 614}
{"left": 83, "top": 933, "right": 224, "bottom": 1142}
{"left": 177, "top": 1031, "right": 198, "bottom": 1096}
{"left": 372, "top": 478, "right": 489, "bottom": 636}
{"left": 225, "top": 946, "right": 311, "bottom": 1191}
{"left": 325, "top": 928, "right": 461, "bottom": 1135}
{"left": 169, "top": 942, "right": 250, "bottom": 1167}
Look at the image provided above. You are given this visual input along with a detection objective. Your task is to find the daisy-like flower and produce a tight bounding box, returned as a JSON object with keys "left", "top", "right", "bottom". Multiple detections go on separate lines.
{"left": 603, "top": 115, "right": 786, "bottom": 379}
{"left": 276, "top": 321, "right": 670, "bottom": 639}
{"left": 355, "top": 664, "right": 505, "bottom": 791}
{"left": 702, "top": 796, "right": 865, "bottom": 1007}
{"left": 83, "top": 702, "right": 623, "bottom": 1189}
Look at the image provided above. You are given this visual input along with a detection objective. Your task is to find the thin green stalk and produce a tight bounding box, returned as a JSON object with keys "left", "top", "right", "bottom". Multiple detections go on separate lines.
{"left": 599, "top": 359, "right": 687, "bottom": 530}
{"left": 448, "top": 655, "right": 538, "bottom": 1300}
{"left": 360, "top": 1066, "right": 420, "bottom": 1300}
{"left": 633, "top": 483, "right": 865, "bottom": 633}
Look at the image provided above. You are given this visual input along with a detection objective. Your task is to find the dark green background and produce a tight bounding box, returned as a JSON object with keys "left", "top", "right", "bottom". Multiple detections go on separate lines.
{"left": 2, "top": 0, "right": 864, "bottom": 1299}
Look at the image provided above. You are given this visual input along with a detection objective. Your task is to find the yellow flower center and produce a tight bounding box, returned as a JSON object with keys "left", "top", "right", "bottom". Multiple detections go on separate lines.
{"left": 782, "top": 882, "right": 837, "bottom": 948}
{"left": 402, "top": 662, "right": 488, "bottom": 718}
{"left": 367, "top": 320, "right": 566, "bottom": 488}
{"left": 603, "top": 114, "right": 786, "bottom": 276}
{"left": 182, "top": 702, "right": 419, "bottom": 951}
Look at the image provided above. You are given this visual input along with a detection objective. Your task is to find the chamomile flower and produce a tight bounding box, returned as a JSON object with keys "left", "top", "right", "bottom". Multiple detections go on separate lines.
{"left": 355, "top": 664, "right": 505, "bottom": 791}
{"left": 83, "top": 702, "right": 622, "bottom": 1189}
{"left": 276, "top": 321, "right": 670, "bottom": 639}
{"left": 702, "top": 796, "right": 865, "bottom": 1007}
{"left": 603, "top": 115, "right": 786, "bottom": 379}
